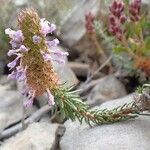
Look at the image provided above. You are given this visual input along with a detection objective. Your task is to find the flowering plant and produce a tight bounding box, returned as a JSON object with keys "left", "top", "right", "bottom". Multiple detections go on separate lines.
{"left": 6, "top": 8, "right": 150, "bottom": 126}
{"left": 108, "top": 0, "right": 150, "bottom": 78}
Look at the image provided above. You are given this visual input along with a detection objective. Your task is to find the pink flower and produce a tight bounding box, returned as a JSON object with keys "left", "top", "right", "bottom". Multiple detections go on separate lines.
{"left": 9, "top": 40, "right": 21, "bottom": 49}
{"left": 108, "top": 0, "right": 126, "bottom": 41}
{"left": 7, "top": 50, "right": 17, "bottom": 56}
{"left": 19, "top": 45, "right": 29, "bottom": 52}
{"left": 109, "top": 0, "right": 124, "bottom": 18}
{"left": 47, "top": 89, "right": 55, "bottom": 106}
{"left": 8, "top": 66, "right": 26, "bottom": 81}
{"left": 129, "top": 0, "right": 141, "bottom": 22}
{"left": 5, "top": 28, "right": 24, "bottom": 43}
{"left": 8, "top": 71, "right": 18, "bottom": 80}
{"left": 7, "top": 55, "right": 21, "bottom": 69}
{"left": 32, "top": 35, "right": 41, "bottom": 44}
{"left": 40, "top": 18, "right": 56, "bottom": 36}
{"left": 46, "top": 38, "right": 59, "bottom": 47}
{"left": 24, "top": 90, "right": 35, "bottom": 107}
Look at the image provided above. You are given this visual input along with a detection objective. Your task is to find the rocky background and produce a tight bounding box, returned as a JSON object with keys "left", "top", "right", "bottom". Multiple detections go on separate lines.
{"left": 0, "top": 0, "right": 150, "bottom": 150}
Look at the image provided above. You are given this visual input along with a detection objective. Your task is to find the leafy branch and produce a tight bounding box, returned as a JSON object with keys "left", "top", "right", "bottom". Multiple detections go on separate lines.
{"left": 52, "top": 85, "right": 150, "bottom": 126}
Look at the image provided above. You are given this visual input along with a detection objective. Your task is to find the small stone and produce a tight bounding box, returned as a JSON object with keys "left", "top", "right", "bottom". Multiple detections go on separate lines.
{"left": 0, "top": 85, "right": 37, "bottom": 134}
{"left": 87, "top": 75, "right": 127, "bottom": 107}
{"left": 0, "top": 113, "right": 9, "bottom": 134}
{"left": 0, "top": 75, "right": 17, "bottom": 90}
{"left": 60, "top": 94, "right": 150, "bottom": 150}
{"left": 1, "top": 123, "right": 59, "bottom": 150}
{"left": 60, "top": 0, "right": 101, "bottom": 47}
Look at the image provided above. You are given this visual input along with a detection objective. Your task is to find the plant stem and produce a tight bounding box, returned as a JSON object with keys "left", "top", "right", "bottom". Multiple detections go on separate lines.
{"left": 54, "top": 87, "right": 144, "bottom": 125}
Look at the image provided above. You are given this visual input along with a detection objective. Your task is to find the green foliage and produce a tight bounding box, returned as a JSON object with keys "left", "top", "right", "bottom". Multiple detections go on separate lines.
{"left": 113, "top": 45, "right": 127, "bottom": 53}
{"left": 136, "top": 83, "right": 150, "bottom": 93}
{"left": 111, "top": 2, "right": 150, "bottom": 80}
{"left": 51, "top": 86, "right": 149, "bottom": 126}
{"left": 145, "top": 37, "right": 150, "bottom": 50}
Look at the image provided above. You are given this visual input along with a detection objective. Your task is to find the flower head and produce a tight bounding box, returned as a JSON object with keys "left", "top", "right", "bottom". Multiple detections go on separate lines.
{"left": 6, "top": 8, "right": 69, "bottom": 107}
{"left": 85, "top": 12, "right": 95, "bottom": 34}
{"left": 40, "top": 18, "right": 56, "bottom": 36}
{"left": 108, "top": 0, "right": 126, "bottom": 41}
{"left": 129, "top": 0, "right": 141, "bottom": 22}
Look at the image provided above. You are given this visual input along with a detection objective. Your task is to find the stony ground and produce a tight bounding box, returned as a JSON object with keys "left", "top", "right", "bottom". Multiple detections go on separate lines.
{"left": 0, "top": 0, "right": 150, "bottom": 150}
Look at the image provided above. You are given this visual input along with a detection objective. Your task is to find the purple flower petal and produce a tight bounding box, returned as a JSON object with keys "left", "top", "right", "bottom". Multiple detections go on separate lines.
{"left": 16, "top": 66, "right": 26, "bottom": 81}
{"left": 7, "top": 56, "right": 21, "bottom": 69}
{"left": 46, "top": 39, "right": 59, "bottom": 47}
{"left": 7, "top": 50, "right": 17, "bottom": 56}
{"left": 7, "top": 71, "right": 17, "bottom": 80}
{"left": 19, "top": 45, "right": 29, "bottom": 52}
{"left": 24, "top": 90, "right": 35, "bottom": 107}
{"left": 51, "top": 58, "right": 65, "bottom": 64}
{"left": 50, "top": 49, "right": 68, "bottom": 64}
{"left": 49, "top": 24, "right": 56, "bottom": 33}
{"left": 5, "top": 28, "right": 15, "bottom": 37}
{"left": 40, "top": 18, "right": 56, "bottom": 36}
{"left": 5, "top": 28, "right": 24, "bottom": 43}
{"left": 9, "top": 40, "right": 21, "bottom": 49}
{"left": 24, "top": 99, "right": 34, "bottom": 107}
{"left": 47, "top": 89, "right": 55, "bottom": 106}
{"left": 42, "top": 52, "right": 52, "bottom": 61}
{"left": 32, "top": 35, "right": 41, "bottom": 44}
{"left": 21, "top": 84, "right": 29, "bottom": 96}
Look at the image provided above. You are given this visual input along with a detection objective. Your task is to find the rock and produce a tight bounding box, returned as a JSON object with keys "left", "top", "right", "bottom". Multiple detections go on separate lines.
{"left": 0, "top": 75, "right": 17, "bottom": 90}
{"left": 0, "top": 85, "right": 37, "bottom": 134}
{"left": 60, "top": 94, "right": 150, "bottom": 150}
{"left": 1, "top": 123, "right": 59, "bottom": 150}
{"left": 142, "top": 0, "right": 150, "bottom": 4}
{"left": 40, "top": 114, "right": 51, "bottom": 123}
{"left": 87, "top": 75, "right": 127, "bottom": 107}
{"left": 60, "top": 0, "right": 101, "bottom": 47}
{"left": 0, "top": 113, "right": 8, "bottom": 134}
{"left": 13, "top": 0, "right": 28, "bottom": 6}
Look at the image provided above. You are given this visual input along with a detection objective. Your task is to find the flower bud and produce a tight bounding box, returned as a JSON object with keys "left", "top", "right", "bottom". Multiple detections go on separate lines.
{"left": 120, "top": 15, "right": 126, "bottom": 24}
{"left": 129, "top": 0, "right": 141, "bottom": 22}
{"left": 109, "top": 15, "right": 116, "bottom": 26}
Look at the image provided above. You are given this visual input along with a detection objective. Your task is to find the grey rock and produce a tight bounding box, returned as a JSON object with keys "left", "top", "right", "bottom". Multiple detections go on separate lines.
{"left": 60, "top": 94, "right": 150, "bottom": 150}
{"left": 0, "top": 75, "right": 17, "bottom": 90}
{"left": 87, "top": 75, "right": 127, "bottom": 107}
{"left": 60, "top": 0, "right": 101, "bottom": 47}
{"left": 0, "top": 85, "right": 37, "bottom": 134}
{"left": 142, "top": 0, "right": 150, "bottom": 4}
{"left": 40, "top": 114, "right": 51, "bottom": 123}
{"left": 13, "top": 0, "right": 28, "bottom": 6}
{"left": 0, "top": 113, "right": 8, "bottom": 134}
{"left": 1, "top": 123, "right": 59, "bottom": 150}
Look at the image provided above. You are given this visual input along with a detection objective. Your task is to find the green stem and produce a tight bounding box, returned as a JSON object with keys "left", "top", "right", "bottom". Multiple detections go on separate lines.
{"left": 53, "top": 87, "right": 147, "bottom": 125}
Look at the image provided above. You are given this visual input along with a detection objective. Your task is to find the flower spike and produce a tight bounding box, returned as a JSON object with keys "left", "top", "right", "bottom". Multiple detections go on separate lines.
{"left": 6, "top": 8, "right": 68, "bottom": 107}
